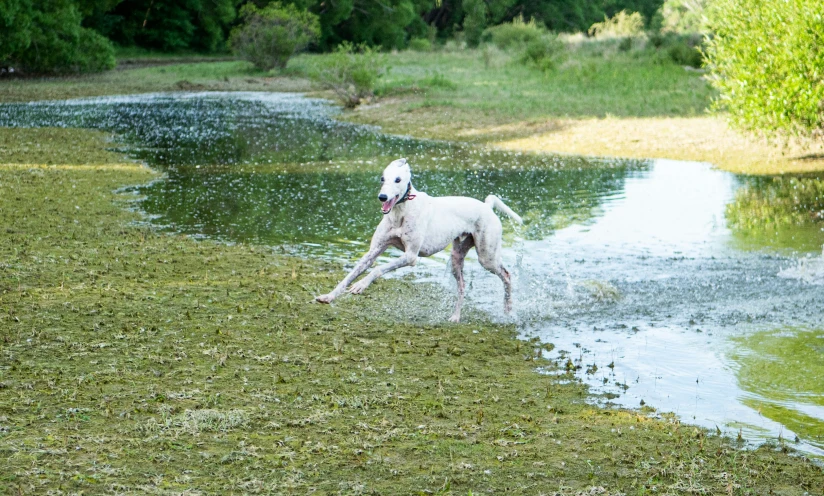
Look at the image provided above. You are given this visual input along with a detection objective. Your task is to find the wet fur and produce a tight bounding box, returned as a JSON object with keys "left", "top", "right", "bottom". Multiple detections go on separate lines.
{"left": 315, "top": 158, "right": 522, "bottom": 322}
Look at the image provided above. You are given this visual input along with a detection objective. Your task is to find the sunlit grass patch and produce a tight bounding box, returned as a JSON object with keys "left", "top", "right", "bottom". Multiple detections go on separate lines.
{"left": 142, "top": 408, "right": 250, "bottom": 435}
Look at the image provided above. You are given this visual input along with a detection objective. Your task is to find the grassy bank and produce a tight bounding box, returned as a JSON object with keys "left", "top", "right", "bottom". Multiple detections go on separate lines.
{"left": 0, "top": 61, "right": 310, "bottom": 102}
{"left": 3, "top": 46, "right": 823, "bottom": 174}
{"left": 1, "top": 128, "right": 823, "bottom": 493}
{"left": 312, "top": 47, "right": 823, "bottom": 175}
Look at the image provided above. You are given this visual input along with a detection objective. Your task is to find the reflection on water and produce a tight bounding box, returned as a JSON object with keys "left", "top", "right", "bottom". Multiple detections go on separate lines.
{"left": 727, "top": 175, "right": 824, "bottom": 253}
{"left": 2, "top": 92, "right": 824, "bottom": 456}
{"left": 730, "top": 328, "right": 824, "bottom": 452}
{"left": 0, "top": 92, "right": 639, "bottom": 247}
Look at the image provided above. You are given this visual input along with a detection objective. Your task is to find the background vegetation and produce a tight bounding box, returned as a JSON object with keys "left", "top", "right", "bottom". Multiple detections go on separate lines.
{"left": 704, "top": 0, "right": 824, "bottom": 139}
{"left": 2, "top": 0, "right": 673, "bottom": 74}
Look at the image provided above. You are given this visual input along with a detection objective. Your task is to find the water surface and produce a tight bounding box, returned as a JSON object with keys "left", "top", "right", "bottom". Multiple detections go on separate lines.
{"left": 2, "top": 92, "right": 823, "bottom": 456}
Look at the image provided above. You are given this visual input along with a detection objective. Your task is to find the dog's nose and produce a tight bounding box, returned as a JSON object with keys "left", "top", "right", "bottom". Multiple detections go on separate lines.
{"left": 378, "top": 194, "right": 388, "bottom": 201}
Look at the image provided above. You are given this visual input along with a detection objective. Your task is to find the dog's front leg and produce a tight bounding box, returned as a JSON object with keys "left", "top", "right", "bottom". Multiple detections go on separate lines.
{"left": 348, "top": 247, "right": 419, "bottom": 294}
{"left": 315, "top": 246, "right": 386, "bottom": 303}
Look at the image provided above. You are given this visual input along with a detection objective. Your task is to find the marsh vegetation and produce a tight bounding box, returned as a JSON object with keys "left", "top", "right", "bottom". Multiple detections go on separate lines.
{"left": 1, "top": 122, "right": 823, "bottom": 494}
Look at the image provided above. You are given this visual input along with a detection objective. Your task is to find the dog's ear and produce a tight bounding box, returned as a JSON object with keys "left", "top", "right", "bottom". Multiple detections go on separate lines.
{"left": 398, "top": 158, "right": 408, "bottom": 166}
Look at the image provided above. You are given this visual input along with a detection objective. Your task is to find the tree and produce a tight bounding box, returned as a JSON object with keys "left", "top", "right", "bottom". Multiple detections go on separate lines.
{"left": 230, "top": 3, "right": 319, "bottom": 70}
{"left": 704, "top": 0, "right": 824, "bottom": 138}
{"left": 88, "top": 0, "right": 237, "bottom": 52}
{"left": 0, "top": 0, "right": 116, "bottom": 74}
{"left": 462, "top": 0, "right": 488, "bottom": 47}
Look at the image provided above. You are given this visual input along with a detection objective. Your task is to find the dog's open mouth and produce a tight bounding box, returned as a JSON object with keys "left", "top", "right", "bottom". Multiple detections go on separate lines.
{"left": 381, "top": 195, "right": 399, "bottom": 214}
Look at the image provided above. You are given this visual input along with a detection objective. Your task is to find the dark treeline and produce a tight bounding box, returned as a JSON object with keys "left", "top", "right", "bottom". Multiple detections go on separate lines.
{"left": 1, "top": 0, "right": 663, "bottom": 73}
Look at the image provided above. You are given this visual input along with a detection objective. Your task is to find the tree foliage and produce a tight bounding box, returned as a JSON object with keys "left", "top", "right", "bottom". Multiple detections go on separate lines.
{"left": 230, "top": 3, "right": 319, "bottom": 70}
{"left": 658, "top": 0, "right": 707, "bottom": 33}
{"left": 462, "top": 0, "right": 489, "bottom": 47}
{"left": 87, "top": 0, "right": 238, "bottom": 52}
{"left": 1, "top": 0, "right": 671, "bottom": 74}
{"left": 0, "top": 0, "right": 115, "bottom": 74}
{"left": 588, "top": 10, "right": 644, "bottom": 37}
{"left": 704, "top": 0, "right": 824, "bottom": 138}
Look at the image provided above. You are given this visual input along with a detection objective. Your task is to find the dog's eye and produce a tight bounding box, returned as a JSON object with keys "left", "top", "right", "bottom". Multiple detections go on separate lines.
{"left": 380, "top": 176, "right": 384, "bottom": 182}
{"left": 394, "top": 177, "right": 401, "bottom": 183}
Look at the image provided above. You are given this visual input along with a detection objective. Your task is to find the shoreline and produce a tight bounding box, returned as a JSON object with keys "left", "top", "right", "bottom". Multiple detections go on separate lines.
{"left": 344, "top": 102, "right": 824, "bottom": 176}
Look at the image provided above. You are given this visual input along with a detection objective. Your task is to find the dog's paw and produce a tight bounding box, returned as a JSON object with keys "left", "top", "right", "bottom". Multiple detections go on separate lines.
{"left": 348, "top": 281, "right": 369, "bottom": 294}
{"left": 315, "top": 294, "right": 335, "bottom": 304}
{"left": 448, "top": 313, "right": 461, "bottom": 323}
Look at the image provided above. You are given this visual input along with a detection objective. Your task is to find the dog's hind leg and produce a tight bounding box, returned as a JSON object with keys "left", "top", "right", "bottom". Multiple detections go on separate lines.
{"left": 449, "top": 235, "right": 475, "bottom": 323}
{"left": 475, "top": 233, "right": 513, "bottom": 314}
{"left": 482, "top": 261, "right": 513, "bottom": 314}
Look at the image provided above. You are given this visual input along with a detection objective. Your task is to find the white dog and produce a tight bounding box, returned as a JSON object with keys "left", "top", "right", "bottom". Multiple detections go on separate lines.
{"left": 315, "top": 158, "right": 522, "bottom": 322}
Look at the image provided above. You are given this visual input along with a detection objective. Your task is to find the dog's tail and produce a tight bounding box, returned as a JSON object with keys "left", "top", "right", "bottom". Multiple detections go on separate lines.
{"left": 485, "top": 195, "right": 523, "bottom": 224}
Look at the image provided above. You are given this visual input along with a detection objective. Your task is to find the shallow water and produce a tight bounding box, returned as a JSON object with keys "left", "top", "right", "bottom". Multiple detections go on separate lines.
{"left": 2, "top": 92, "right": 823, "bottom": 456}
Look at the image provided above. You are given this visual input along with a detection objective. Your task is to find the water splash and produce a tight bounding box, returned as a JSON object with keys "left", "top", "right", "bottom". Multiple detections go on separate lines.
{"left": 778, "top": 247, "right": 824, "bottom": 285}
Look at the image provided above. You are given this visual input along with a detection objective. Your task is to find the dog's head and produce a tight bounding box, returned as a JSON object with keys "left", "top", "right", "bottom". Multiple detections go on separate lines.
{"left": 378, "top": 158, "right": 412, "bottom": 214}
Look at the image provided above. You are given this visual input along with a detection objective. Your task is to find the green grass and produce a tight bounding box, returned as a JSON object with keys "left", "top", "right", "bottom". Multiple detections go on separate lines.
{"left": 289, "top": 43, "right": 716, "bottom": 139}
{"left": 0, "top": 127, "right": 822, "bottom": 494}
{"left": 0, "top": 61, "right": 311, "bottom": 103}
{"left": 114, "top": 46, "right": 233, "bottom": 60}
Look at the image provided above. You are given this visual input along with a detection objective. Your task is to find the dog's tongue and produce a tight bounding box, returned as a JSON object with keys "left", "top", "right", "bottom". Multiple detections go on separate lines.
{"left": 381, "top": 198, "right": 395, "bottom": 213}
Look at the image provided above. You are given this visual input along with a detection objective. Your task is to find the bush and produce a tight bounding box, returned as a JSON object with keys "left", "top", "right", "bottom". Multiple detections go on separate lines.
{"left": 87, "top": 0, "right": 238, "bottom": 54}
{"left": 408, "top": 38, "right": 432, "bottom": 52}
{"left": 667, "top": 41, "right": 701, "bottom": 67}
{"left": 308, "top": 42, "right": 386, "bottom": 108}
{"left": 704, "top": 0, "right": 824, "bottom": 138}
{"left": 519, "top": 35, "right": 564, "bottom": 71}
{"left": 483, "top": 16, "right": 544, "bottom": 49}
{"left": 419, "top": 72, "right": 457, "bottom": 90}
{"left": 588, "top": 10, "right": 645, "bottom": 38}
{"left": 658, "top": 0, "right": 708, "bottom": 34}
{"left": 1, "top": 0, "right": 116, "bottom": 74}
{"left": 229, "top": 3, "right": 319, "bottom": 71}
{"left": 462, "top": 0, "right": 488, "bottom": 48}
{"left": 647, "top": 32, "right": 703, "bottom": 67}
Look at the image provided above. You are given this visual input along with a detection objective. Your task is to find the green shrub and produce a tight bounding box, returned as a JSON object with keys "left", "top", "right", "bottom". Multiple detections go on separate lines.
{"left": 519, "top": 35, "right": 564, "bottom": 71}
{"left": 462, "top": 0, "right": 488, "bottom": 48}
{"left": 658, "top": 0, "right": 708, "bottom": 34}
{"left": 588, "top": 10, "right": 645, "bottom": 38}
{"left": 483, "top": 16, "right": 544, "bottom": 49}
{"left": 618, "top": 36, "right": 633, "bottom": 52}
{"left": 704, "top": 0, "right": 824, "bottom": 137}
{"left": 229, "top": 3, "right": 319, "bottom": 71}
{"left": 419, "top": 72, "right": 457, "bottom": 90}
{"left": 647, "top": 32, "right": 704, "bottom": 68}
{"left": 408, "top": 38, "right": 432, "bottom": 52}
{"left": 308, "top": 42, "right": 386, "bottom": 108}
{"left": 667, "top": 41, "right": 702, "bottom": 67}
{"left": 87, "top": 0, "right": 238, "bottom": 54}
{"left": 1, "top": 0, "right": 116, "bottom": 74}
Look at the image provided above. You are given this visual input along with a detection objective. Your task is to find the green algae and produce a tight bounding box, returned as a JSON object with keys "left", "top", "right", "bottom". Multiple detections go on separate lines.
{"left": 0, "top": 127, "right": 822, "bottom": 494}
{"left": 730, "top": 328, "right": 824, "bottom": 450}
